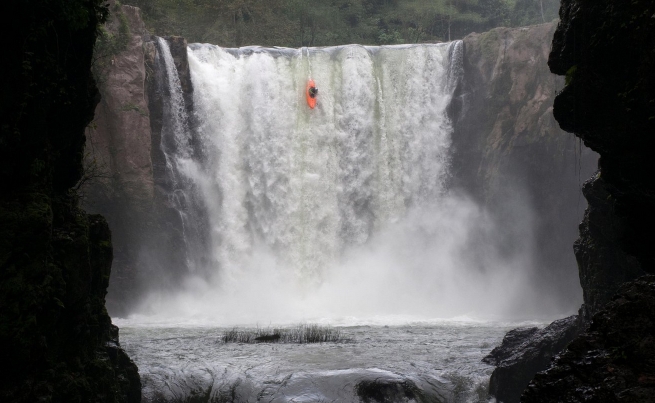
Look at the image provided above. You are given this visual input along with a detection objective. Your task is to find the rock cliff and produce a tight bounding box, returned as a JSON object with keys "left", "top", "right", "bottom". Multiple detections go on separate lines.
{"left": 522, "top": 276, "right": 655, "bottom": 402}
{"left": 451, "top": 22, "right": 597, "bottom": 311}
{"left": 84, "top": 1, "right": 155, "bottom": 315}
{"left": 519, "top": 1, "right": 655, "bottom": 400}
{"left": 84, "top": 1, "right": 199, "bottom": 315}
{"left": 450, "top": 22, "right": 602, "bottom": 403}
{"left": 0, "top": 0, "right": 140, "bottom": 401}
{"left": 548, "top": 0, "right": 654, "bottom": 318}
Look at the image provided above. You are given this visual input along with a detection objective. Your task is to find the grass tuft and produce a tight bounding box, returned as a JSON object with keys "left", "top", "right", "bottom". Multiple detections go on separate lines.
{"left": 222, "top": 324, "right": 344, "bottom": 344}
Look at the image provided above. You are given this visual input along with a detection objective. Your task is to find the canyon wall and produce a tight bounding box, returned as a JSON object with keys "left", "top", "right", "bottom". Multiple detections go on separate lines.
{"left": 449, "top": 22, "right": 598, "bottom": 403}
{"left": 0, "top": 1, "right": 140, "bottom": 401}
{"left": 522, "top": 0, "right": 655, "bottom": 400}
{"left": 450, "top": 22, "right": 597, "bottom": 311}
{"left": 85, "top": 1, "right": 155, "bottom": 315}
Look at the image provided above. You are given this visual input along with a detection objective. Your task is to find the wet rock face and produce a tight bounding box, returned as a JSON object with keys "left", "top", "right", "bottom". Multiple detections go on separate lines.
{"left": 164, "top": 36, "right": 195, "bottom": 114}
{"left": 522, "top": 276, "right": 655, "bottom": 402}
{"left": 483, "top": 316, "right": 581, "bottom": 403}
{"left": 356, "top": 379, "right": 424, "bottom": 403}
{"left": 84, "top": 2, "right": 155, "bottom": 315}
{"left": 450, "top": 23, "right": 598, "bottom": 309}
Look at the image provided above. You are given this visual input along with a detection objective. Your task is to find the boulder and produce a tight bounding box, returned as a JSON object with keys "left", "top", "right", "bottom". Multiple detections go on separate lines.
{"left": 485, "top": 315, "right": 581, "bottom": 403}
{"left": 522, "top": 276, "right": 655, "bottom": 402}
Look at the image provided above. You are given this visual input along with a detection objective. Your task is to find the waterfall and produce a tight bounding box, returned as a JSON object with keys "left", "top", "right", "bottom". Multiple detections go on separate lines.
{"left": 185, "top": 43, "right": 462, "bottom": 284}
{"left": 154, "top": 38, "right": 208, "bottom": 274}
{"left": 146, "top": 40, "right": 547, "bottom": 324}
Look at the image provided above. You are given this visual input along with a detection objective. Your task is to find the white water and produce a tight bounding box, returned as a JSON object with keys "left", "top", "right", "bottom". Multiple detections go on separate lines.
{"left": 116, "top": 40, "right": 575, "bottom": 403}
{"left": 116, "top": 320, "right": 534, "bottom": 402}
{"left": 129, "top": 41, "right": 568, "bottom": 327}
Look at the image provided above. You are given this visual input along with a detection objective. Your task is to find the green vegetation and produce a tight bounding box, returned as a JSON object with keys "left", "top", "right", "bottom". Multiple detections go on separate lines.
{"left": 120, "top": 101, "right": 149, "bottom": 116}
{"left": 123, "top": 0, "right": 559, "bottom": 47}
{"left": 93, "top": 1, "right": 132, "bottom": 86}
{"left": 223, "top": 324, "right": 345, "bottom": 343}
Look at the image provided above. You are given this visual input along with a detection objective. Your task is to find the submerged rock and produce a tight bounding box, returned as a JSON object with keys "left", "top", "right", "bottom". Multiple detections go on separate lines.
{"left": 356, "top": 378, "right": 425, "bottom": 403}
{"left": 522, "top": 276, "right": 655, "bottom": 402}
{"left": 484, "top": 316, "right": 581, "bottom": 403}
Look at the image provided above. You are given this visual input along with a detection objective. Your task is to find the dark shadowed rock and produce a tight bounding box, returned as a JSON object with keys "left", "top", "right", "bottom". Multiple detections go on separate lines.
{"left": 0, "top": 0, "right": 140, "bottom": 400}
{"left": 482, "top": 327, "right": 540, "bottom": 366}
{"left": 574, "top": 173, "right": 645, "bottom": 322}
{"left": 356, "top": 378, "right": 431, "bottom": 403}
{"left": 516, "top": 0, "right": 655, "bottom": 401}
{"left": 522, "top": 276, "right": 655, "bottom": 403}
{"left": 548, "top": 0, "right": 655, "bottom": 274}
{"left": 485, "top": 315, "right": 581, "bottom": 403}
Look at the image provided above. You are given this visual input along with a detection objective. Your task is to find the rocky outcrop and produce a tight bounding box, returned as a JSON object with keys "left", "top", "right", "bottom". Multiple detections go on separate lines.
{"left": 451, "top": 23, "right": 598, "bottom": 309}
{"left": 522, "top": 276, "right": 655, "bottom": 402}
{"left": 84, "top": 1, "right": 155, "bottom": 315}
{"left": 483, "top": 316, "right": 581, "bottom": 403}
{"left": 356, "top": 378, "right": 430, "bottom": 403}
{"left": 0, "top": 0, "right": 139, "bottom": 401}
{"left": 84, "top": 2, "right": 200, "bottom": 315}
{"left": 82, "top": 0, "right": 207, "bottom": 313}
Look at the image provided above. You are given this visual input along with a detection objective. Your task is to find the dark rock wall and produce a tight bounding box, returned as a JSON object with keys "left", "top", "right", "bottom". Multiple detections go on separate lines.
{"left": 82, "top": 4, "right": 203, "bottom": 317}
{"left": 518, "top": 1, "right": 655, "bottom": 401}
{"left": 451, "top": 22, "right": 598, "bottom": 311}
{"left": 0, "top": 1, "right": 140, "bottom": 402}
{"left": 483, "top": 315, "right": 581, "bottom": 403}
{"left": 549, "top": 0, "right": 655, "bottom": 319}
{"left": 83, "top": 0, "right": 201, "bottom": 314}
{"left": 574, "top": 173, "right": 644, "bottom": 322}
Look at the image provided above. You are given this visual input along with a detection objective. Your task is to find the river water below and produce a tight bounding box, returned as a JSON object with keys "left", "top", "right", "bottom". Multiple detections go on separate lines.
{"left": 116, "top": 319, "right": 539, "bottom": 402}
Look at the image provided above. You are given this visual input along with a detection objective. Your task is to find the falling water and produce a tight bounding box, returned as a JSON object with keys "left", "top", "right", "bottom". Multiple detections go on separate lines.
{"left": 137, "top": 39, "right": 560, "bottom": 325}
{"left": 188, "top": 42, "right": 460, "bottom": 284}
{"left": 121, "top": 40, "right": 568, "bottom": 402}
{"left": 155, "top": 38, "right": 208, "bottom": 274}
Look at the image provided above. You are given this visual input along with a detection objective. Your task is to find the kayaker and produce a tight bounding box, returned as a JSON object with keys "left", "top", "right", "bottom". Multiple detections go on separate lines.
{"left": 309, "top": 86, "right": 318, "bottom": 98}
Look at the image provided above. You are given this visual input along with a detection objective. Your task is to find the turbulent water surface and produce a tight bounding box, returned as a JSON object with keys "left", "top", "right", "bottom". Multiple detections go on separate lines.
{"left": 117, "top": 320, "right": 535, "bottom": 402}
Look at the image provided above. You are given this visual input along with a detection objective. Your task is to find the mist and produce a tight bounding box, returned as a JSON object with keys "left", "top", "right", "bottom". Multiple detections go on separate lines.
{"left": 117, "top": 40, "right": 582, "bottom": 327}
{"left": 126, "top": 188, "right": 575, "bottom": 327}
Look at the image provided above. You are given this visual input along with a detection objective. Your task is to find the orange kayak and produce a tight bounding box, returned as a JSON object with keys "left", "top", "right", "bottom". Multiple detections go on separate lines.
{"left": 306, "top": 79, "right": 317, "bottom": 109}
